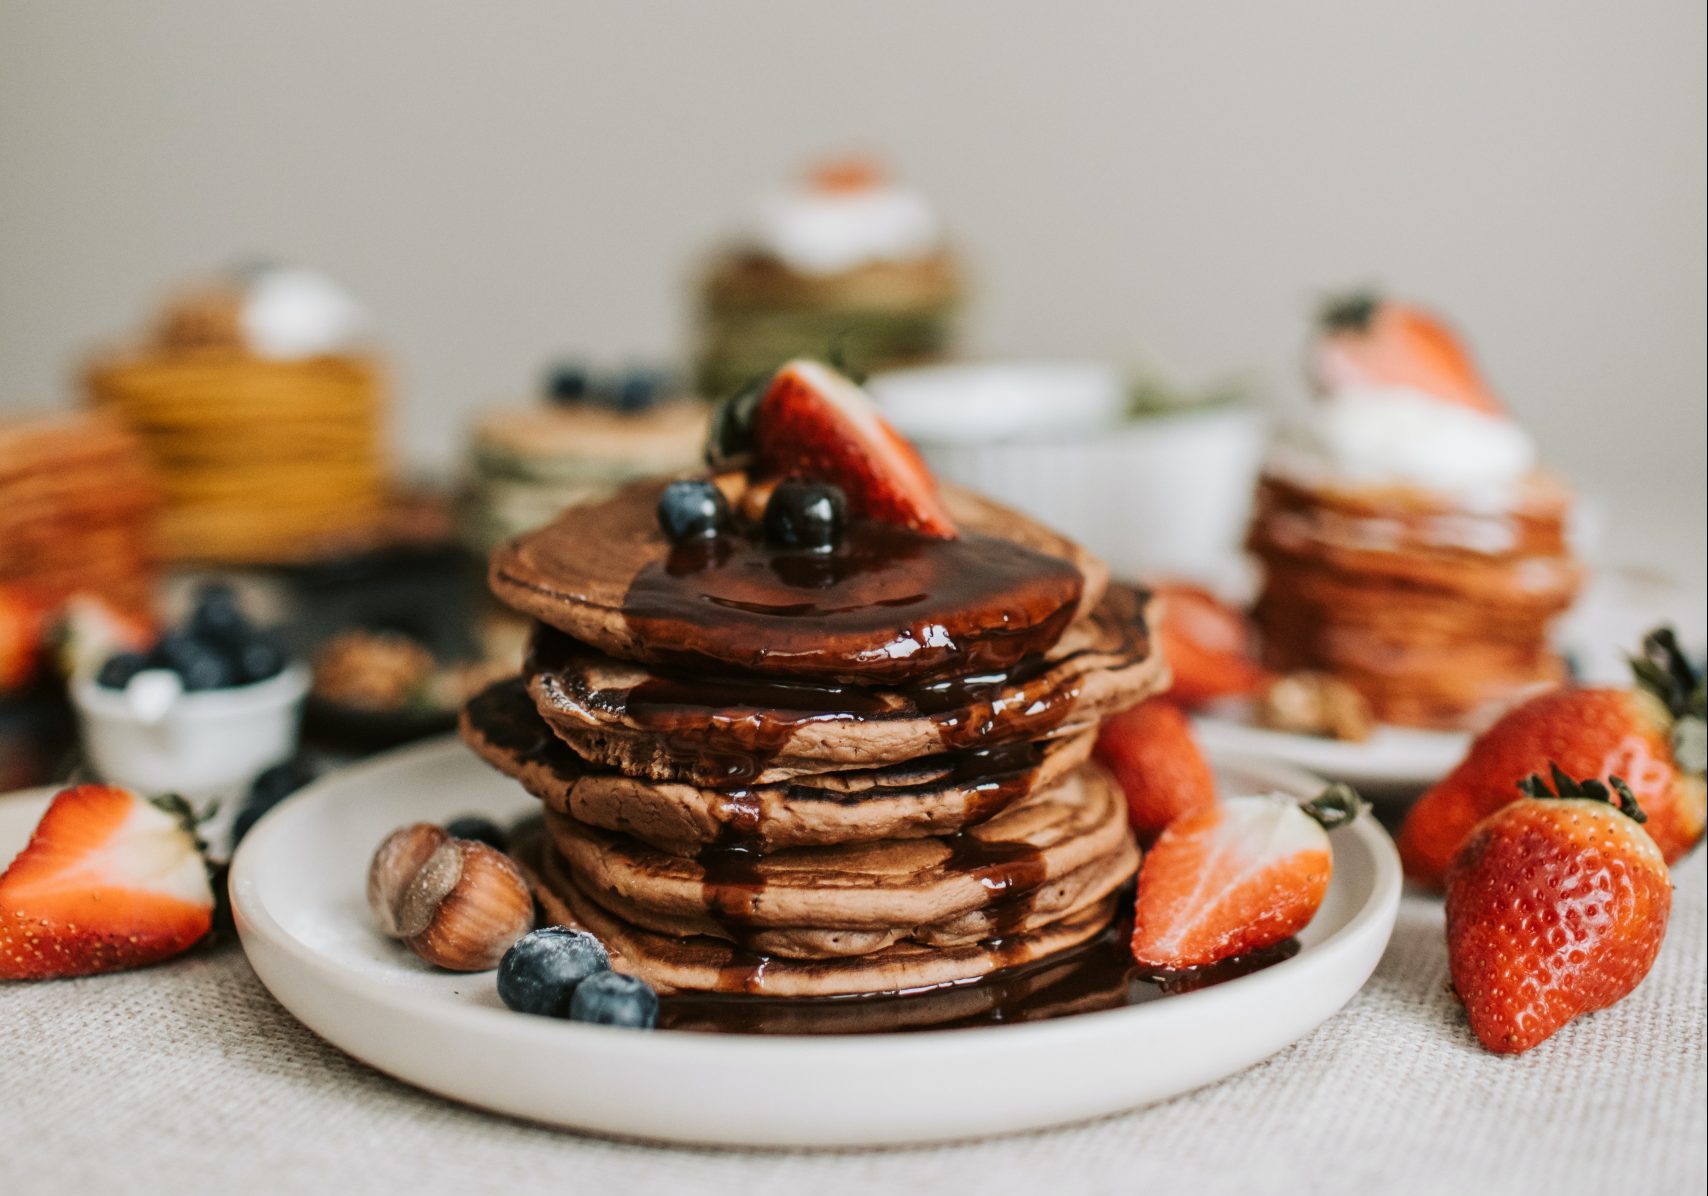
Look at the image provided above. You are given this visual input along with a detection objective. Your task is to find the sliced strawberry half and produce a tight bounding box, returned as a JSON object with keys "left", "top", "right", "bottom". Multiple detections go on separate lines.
{"left": 1313, "top": 292, "right": 1504, "bottom": 416}
{"left": 753, "top": 359, "right": 957, "bottom": 538}
{"left": 1130, "top": 786, "right": 1361, "bottom": 970}
{"left": 0, "top": 784, "right": 214, "bottom": 980}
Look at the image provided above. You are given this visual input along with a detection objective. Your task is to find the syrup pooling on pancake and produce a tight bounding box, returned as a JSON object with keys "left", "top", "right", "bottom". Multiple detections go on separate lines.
{"left": 624, "top": 515, "right": 1083, "bottom": 682}
{"left": 488, "top": 478, "right": 1106, "bottom": 688}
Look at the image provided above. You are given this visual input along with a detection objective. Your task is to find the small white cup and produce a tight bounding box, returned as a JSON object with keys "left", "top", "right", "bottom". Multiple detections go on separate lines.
{"left": 71, "top": 664, "right": 310, "bottom": 843}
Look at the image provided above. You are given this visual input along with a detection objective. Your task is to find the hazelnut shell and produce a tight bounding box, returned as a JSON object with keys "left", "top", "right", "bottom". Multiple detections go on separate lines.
{"left": 368, "top": 823, "right": 449, "bottom": 938}
{"left": 398, "top": 839, "right": 535, "bottom": 972}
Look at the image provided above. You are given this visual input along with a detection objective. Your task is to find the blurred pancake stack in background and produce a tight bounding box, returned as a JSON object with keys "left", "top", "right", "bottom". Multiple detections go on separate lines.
{"left": 85, "top": 264, "right": 392, "bottom": 565}
{"left": 694, "top": 157, "right": 963, "bottom": 398}
{"left": 459, "top": 364, "right": 706, "bottom": 554}
{"left": 0, "top": 412, "right": 158, "bottom": 619}
{"left": 1245, "top": 295, "right": 1582, "bottom": 729}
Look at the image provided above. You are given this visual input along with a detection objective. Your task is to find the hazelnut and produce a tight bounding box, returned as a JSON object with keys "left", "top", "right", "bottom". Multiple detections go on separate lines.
{"left": 737, "top": 475, "right": 780, "bottom": 525}
{"left": 710, "top": 470, "right": 748, "bottom": 512}
{"left": 367, "top": 826, "right": 535, "bottom": 971}
{"left": 368, "top": 822, "right": 449, "bottom": 937}
{"left": 1256, "top": 671, "right": 1375, "bottom": 742}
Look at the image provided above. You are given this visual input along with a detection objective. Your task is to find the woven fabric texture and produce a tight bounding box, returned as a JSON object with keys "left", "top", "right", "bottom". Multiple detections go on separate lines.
{"left": 2, "top": 855, "right": 1702, "bottom": 1196}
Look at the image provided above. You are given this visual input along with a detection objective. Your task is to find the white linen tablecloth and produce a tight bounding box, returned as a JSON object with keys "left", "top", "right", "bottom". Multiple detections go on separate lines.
{"left": 2, "top": 851, "right": 1702, "bottom": 1196}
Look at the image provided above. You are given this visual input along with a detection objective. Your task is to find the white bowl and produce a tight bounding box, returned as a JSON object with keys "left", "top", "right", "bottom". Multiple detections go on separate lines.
{"left": 872, "top": 361, "right": 1268, "bottom": 584}
{"left": 868, "top": 360, "right": 1128, "bottom": 442}
{"left": 72, "top": 664, "right": 309, "bottom": 831}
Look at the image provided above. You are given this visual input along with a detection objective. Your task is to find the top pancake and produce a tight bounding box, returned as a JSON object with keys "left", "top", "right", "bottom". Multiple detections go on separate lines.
{"left": 489, "top": 479, "right": 1108, "bottom": 685}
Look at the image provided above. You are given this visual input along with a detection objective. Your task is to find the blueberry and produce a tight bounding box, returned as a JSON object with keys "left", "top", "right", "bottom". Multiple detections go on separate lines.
{"left": 231, "top": 758, "right": 318, "bottom": 845}
{"left": 612, "top": 369, "right": 666, "bottom": 414}
{"left": 188, "top": 581, "right": 251, "bottom": 648}
{"left": 568, "top": 970, "right": 658, "bottom": 1029}
{"left": 703, "top": 374, "right": 768, "bottom": 469}
{"left": 498, "top": 927, "right": 612, "bottom": 1017}
{"left": 545, "top": 362, "right": 589, "bottom": 405}
{"left": 153, "top": 631, "right": 237, "bottom": 691}
{"left": 763, "top": 479, "right": 847, "bottom": 552}
{"left": 656, "top": 479, "right": 731, "bottom": 542}
{"left": 445, "top": 815, "right": 508, "bottom": 852}
{"left": 233, "top": 634, "right": 287, "bottom": 685}
{"left": 96, "top": 651, "right": 150, "bottom": 690}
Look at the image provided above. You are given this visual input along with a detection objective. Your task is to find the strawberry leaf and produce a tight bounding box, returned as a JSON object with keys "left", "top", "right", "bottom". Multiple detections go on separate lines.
{"left": 1320, "top": 291, "right": 1379, "bottom": 333}
{"left": 1628, "top": 626, "right": 1701, "bottom": 722}
{"left": 1300, "top": 782, "right": 1366, "bottom": 830}
{"left": 1517, "top": 764, "right": 1648, "bottom": 823}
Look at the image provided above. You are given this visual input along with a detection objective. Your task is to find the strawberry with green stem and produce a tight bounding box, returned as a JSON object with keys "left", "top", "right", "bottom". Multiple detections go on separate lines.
{"left": 1400, "top": 627, "right": 1706, "bottom": 886}
{"left": 1445, "top": 765, "right": 1672, "bottom": 1054}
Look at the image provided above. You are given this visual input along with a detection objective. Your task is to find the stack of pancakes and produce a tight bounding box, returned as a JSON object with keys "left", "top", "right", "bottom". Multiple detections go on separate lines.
{"left": 1247, "top": 469, "right": 1581, "bottom": 729}
{"left": 461, "top": 400, "right": 707, "bottom": 553}
{"left": 695, "top": 252, "right": 962, "bottom": 400}
{"left": 0, "top": 413, "right": 157, "bottom": 617}
{"left": 462, "top": 479, "right": 1165, "bottom": 998}
{"left": 85, "top": 282, "right": 390, "bottom": 564}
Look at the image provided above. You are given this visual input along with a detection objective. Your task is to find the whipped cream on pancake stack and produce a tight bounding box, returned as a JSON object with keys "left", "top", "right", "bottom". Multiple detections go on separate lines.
{"left": 462, "top": 360, "right": 1166, "bottom": 1005}
{"left": 1247, "top": 293, "right": 1583, "bottom": 729}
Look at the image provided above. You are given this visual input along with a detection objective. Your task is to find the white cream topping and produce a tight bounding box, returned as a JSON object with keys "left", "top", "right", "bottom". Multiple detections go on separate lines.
{"left": 238, "top": 266, "right": 369, "bottom": 359}
{"left": 751, "top": 183, "right": 941, "bottom": 275}
{"left": 1275, "top": 385, "right": 1536, "bottom": 506}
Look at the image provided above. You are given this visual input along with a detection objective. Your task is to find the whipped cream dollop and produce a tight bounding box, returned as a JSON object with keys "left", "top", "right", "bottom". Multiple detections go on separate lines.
{"left": 237, "top": 266, "right": 369, "bottom": 359}
{"left": 751, "top": 177, "right": 941, "bottom": 276}
{"left": 1275, "top": 385, "right": 1537, "bottom": 504}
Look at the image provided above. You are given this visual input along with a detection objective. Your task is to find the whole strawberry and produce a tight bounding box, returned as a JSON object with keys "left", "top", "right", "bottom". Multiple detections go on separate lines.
{"left": 1094, "top": 698, "right": 1218, "bottom": 844}
{"left": 1149, "top": 583, "right": 1270, "bottom": 709}
{"left": 1400, "top": 627, "right": 1706, "bottom": 886}
{"left": 1445, "top": 766, "right": 1672, "bottom": 1054}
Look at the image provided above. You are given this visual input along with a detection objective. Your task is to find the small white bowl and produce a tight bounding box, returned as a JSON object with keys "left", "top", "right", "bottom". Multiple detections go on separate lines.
{"left": 867, "top": 360, "right": 1128, "bottom": 443}
{"left": 72, "top": 664, "right": 310, "bottom": 837}
{"left": 869, "top": 361, "right": 1268, "bottom": 583}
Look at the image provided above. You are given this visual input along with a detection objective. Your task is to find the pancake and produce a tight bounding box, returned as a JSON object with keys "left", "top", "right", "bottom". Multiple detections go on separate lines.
{"left": 525, "top": 585, "right": 1164, "bottom": 785}
{"left": 461, "top": 678, "right": 1096, "bottom": 851}
{"left": 1247, "top": 469, "right": 1581, "bottom": 728}
{"left": 543, "top": 761, "right": 1132, "bottom": 937}
{"left": 532, "top": 847, "right": 1123, "bottom": 998}
{"left": 489, "top": 479, "right": 1109, "bottom": 686}
{"left": 567, "top": 846, "right": 1135, "bottom": 959}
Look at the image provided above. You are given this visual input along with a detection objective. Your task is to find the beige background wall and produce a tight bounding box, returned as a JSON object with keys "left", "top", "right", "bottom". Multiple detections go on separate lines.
{"left": 2, "top": 1, "right": 1703, "bottom": 576}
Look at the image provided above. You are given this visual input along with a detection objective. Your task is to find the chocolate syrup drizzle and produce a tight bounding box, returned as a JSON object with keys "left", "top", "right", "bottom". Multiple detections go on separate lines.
{"left": 528, "top": 622, "right": 1113, "bottom": 787}
{"left": 622, "top": 521, "right": 1083, "bottom": 685}
{"left": 656, "top": 902, "right": 1302, "bottom": 1036}
{"left": 481, "top": 513, "right": 1191, "bottom": 1033}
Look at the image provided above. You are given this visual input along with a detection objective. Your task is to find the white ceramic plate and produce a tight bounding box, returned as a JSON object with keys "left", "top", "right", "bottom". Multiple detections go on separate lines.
{"left": 213, "top": 737, "right": 1401, "bottom": 1147}
{"left": 1193, "top": 700, "right": 1471, "bottom": 797}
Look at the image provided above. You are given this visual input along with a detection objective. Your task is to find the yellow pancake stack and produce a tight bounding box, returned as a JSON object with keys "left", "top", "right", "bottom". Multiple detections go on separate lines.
{"left": 85, "top": 269, "right": 390, "bottom": 564}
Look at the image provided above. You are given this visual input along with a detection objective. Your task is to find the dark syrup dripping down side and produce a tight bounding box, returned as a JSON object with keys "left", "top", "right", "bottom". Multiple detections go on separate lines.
{"left": 658, "top": 903, "right": 1302, "bottom": 1036}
